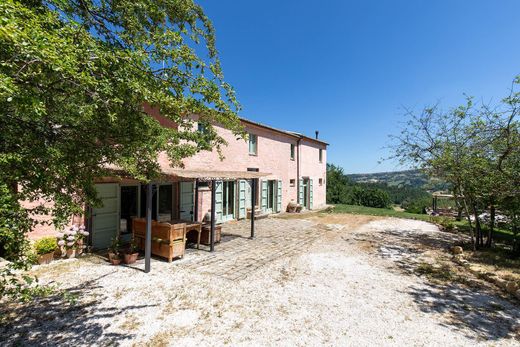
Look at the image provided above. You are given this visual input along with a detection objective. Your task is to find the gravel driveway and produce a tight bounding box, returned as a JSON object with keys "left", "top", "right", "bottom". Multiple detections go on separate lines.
{"left": 1, "top": 216, "right": 519, "bottom": 346}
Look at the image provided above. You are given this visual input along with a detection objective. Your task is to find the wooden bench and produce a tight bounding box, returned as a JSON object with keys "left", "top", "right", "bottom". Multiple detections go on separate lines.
{"left": 133, "top": 218, "right": 186, "bottom": 262}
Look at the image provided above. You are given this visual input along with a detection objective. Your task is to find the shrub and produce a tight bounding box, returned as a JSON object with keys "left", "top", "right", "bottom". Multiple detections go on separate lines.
{"left": 34, "top": 237, "right": 58, "bottom": 255}
{"left": 351, "top": 186, "right": 391, "bottom": 208}
{"left": 402, "top": 195, "right": 432, "bottom": 214}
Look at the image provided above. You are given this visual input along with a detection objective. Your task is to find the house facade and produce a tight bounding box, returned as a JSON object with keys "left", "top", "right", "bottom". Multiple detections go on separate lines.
{"left": 181, "top": 118, "right": 328, "bottom": 222}
{"left": 27, "top": 112, "right": 328, "bottom": 249}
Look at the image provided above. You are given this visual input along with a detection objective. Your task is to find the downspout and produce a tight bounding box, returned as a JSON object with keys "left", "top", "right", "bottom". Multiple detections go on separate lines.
{"left": 296, "top": 136, "right": 302, "bottom": 203}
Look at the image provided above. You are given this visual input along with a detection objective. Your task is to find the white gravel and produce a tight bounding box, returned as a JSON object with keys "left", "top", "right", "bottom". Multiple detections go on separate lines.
{"left": 2, "top": 217, "right": 519, "bottom": 346}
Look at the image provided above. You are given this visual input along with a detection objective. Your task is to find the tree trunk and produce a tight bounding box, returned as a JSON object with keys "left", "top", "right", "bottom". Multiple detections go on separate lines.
{"left": 486, "top": 204, "right": 495, "bottom": 248}
{"left": 471, "top": 202, "right": 483, "bottom": 248}
{"left": 462, "top": 198, "right": 476, "bottom": 250}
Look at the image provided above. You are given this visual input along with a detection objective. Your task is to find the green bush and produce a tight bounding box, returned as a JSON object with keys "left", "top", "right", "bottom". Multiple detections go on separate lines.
{"left": 351, "top": 186, "right": 391, "bottom": 208}
{"left": 33, "top": 237, "right": 57, "bottom": 255}
{"left": 402, "top": 195, "right": 432, "bottom": 214}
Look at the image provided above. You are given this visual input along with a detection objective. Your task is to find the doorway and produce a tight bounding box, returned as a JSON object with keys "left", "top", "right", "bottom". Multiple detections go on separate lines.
{"left": 302, "top": 178, "right": 309, "bottom": 209}
{"left": 221, "top": 180, "right": 235, "bottom": 222}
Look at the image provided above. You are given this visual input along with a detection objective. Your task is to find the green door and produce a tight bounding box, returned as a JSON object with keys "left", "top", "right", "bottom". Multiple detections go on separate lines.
{"left": 276, "top": 180, "right": 282, "bottom": 212}
{"left": 238, "top": 180, "right": 247, "bottom": 219}
{"left": 215, "top": 180, "right": 223, "bottom": 223}
{"left": 179, "top": 182, "right": 194, "bottom": 221}
{"left": 298, "top": 179, "right": 304, "bottom": 205}
{"left": 261, "top": 180, "right": 268, "bottom": 212}
{"left": 222, "top": 181, "right": 236, "bottom": 222}
{"left": 92, "top": 183, "right": 120, "bottom": 249}
{"left": 309, "top": 179, "right": 314, "bottom": 210}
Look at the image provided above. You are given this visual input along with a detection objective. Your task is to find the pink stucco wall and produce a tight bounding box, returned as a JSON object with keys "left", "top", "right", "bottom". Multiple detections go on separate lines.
{"left": 299, "top": 138, "right": 327, "bottom": 209}
{"left": 171, "top": 118, "right": 328, "bottom": 213}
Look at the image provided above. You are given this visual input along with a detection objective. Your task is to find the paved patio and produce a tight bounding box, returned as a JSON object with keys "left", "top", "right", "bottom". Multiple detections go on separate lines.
{"left": 172, "top": 217, "right": 320, "bottom": 280}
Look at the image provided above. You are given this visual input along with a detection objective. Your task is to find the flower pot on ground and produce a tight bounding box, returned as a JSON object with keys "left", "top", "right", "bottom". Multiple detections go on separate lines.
{"left": 37, "top": 252, "right": 54, "bottom": 265}
{"left": 57, "top": 225, "right": 89, "bottom": 259}
{"left": 108, "top": 236, "right": 122, "bottom": 265}
{"left": 34, "top": 237, "right": 58, "bottom": 265}
{"left": 123, "top": 240, "right": 139, "bottom": 264}
{"left": 108, "top": 252, "right": 122, "bottom": 265}
{"left": 123, "top": 252, "right": 139, "bottom": 264}
{"left": 65, "top": 248, "right": 77, "bottom": 258}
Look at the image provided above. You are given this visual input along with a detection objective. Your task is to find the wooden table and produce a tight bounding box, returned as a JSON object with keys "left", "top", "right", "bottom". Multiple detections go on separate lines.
{"left": 169, "top": 219, "right": 202, "bottom": 249}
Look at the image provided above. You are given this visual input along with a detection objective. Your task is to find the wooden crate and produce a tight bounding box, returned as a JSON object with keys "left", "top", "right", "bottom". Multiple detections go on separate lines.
{"left": 133, "top": 218, "right": 186, "bottom": 262}
{"left": 199, "top": 224, "right": 222, "bottom": 245}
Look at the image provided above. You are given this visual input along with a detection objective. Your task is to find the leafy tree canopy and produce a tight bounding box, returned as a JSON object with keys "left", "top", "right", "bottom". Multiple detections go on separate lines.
{"left": 1, "top": 0, "right": 242, "bottom": 229}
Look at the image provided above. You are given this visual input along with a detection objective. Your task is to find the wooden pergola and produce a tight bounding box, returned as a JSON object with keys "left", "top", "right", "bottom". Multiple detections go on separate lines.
{"left": 140, "top": 169, "right": 270, "bottom": 273}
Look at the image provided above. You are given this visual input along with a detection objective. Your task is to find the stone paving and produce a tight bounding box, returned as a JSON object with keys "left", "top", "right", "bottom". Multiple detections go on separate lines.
{"left": 181, "top": 217, "right": 320, "bottom": 280}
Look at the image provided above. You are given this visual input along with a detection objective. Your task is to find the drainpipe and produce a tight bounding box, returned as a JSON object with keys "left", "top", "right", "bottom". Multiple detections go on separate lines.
{"left": 296, "top": 137, "right": 302, "bottom": 204}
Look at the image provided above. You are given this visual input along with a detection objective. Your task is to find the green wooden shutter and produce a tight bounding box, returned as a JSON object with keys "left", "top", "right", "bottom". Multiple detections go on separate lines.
{"left": 179, "top": 182, "right": 194, "bottom": 221}
{"left": 276, "top": 180, "right": 282, "bottom": 212}
{"left": 309, "top": 179, "right": 314, "bottom": 210}
{"left": 261, "top": 180, "right": 268, "bottom": 212}
{"left": 238, "top": 180, "right": 247, "bottom": 219}
{"left": 92, "top": 183, "right": 120, "bottom": 249}
{"left": 298, "top": 179, "right": 304, "bottom": 205}
{"left": 215, "top": 181, "right": 223, "bottom": 223}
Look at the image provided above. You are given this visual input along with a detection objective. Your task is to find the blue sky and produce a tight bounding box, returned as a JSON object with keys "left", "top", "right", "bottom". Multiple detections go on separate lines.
{"left": 198, "top": 0, "right": 520, "bottom": 173}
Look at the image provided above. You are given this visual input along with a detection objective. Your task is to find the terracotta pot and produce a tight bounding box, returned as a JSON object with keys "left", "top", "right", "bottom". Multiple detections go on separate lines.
{"left": 109, "top": 258, "right": 122, "bottom": 265}
{"left": 37, "top": 252, "right": 54, "bottom": 265}
{"left": 108, "top": 252, "right": 122, "bottom": 265}
{"left": 66, "top": 249, "right": 76, "bottom": 259}
{"left": 124, "top": 252, "right": 139, "bottom": 264}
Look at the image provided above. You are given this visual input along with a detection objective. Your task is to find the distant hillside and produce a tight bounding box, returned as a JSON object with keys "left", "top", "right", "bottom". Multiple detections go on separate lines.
{"left": 347, "top": 169, "right": 448, "bottom": 192}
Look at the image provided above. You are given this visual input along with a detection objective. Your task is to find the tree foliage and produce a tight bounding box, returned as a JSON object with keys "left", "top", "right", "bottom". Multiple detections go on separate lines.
{"left": 0, "top": 0, "right": 242, "bottom": 298}
{"left": 392, "top": 78, "right": 520, "bottom": 251}
{"left": 326, "top": 164, "right": 393, "bottom": 209}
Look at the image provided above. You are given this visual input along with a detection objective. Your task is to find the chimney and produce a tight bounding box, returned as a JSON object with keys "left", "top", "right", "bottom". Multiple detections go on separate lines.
{"left": 315, "top": 130, "right": 319, "bottom": 139}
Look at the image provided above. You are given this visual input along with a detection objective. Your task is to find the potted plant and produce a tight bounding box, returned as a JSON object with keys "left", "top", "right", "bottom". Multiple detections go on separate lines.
{"left": 123, "top": 240, "right": 139, "bottom": 264}
{"left": 108, "top": 236, "right": 122, "bottom": 265}
{"left": 57, "top": 225, "right": 89, "bottom": 258}
{"left": 34, "top": 237, "right": 57, "bottom": 265}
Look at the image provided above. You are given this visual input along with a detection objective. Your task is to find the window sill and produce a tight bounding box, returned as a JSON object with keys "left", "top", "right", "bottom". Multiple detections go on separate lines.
{"left": 249, "top": 153, "right": 258, "bottom": 156}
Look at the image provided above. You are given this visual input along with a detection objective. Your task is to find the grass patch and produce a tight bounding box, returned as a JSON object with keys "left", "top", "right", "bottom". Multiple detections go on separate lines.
{"left": 331, "top": 204, "right": 432, "bottom": 221}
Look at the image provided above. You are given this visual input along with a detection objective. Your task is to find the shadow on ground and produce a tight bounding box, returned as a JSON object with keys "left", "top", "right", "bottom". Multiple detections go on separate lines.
{"left": 407, "top": 282, "right": 520, "bottom": 341}
{"left": 359, "top": 224, "right": 520, "bottom": 342}
{"left": 0, "top": 272, "right": 157, "bottom": 346}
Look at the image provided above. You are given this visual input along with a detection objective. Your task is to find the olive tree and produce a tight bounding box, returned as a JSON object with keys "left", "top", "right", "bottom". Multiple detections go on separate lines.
{"left": 391, "top": 79, "right": 520, "bottom": 250}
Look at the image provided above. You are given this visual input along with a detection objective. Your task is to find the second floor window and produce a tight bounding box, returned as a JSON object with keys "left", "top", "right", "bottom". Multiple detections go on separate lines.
{"left": 319, "top": 149, "right": 323, "bottom": 163}
{"left": 249, "top": 133, "right": 258, "bottom": 155}
{"left": 290, "top": 144, "right": 295, "bottom": 160}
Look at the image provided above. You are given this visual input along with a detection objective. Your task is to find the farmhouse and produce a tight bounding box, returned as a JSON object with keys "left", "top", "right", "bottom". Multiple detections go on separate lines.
{"left": 28, "top": 108, "right": 328, "bottom": 252}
